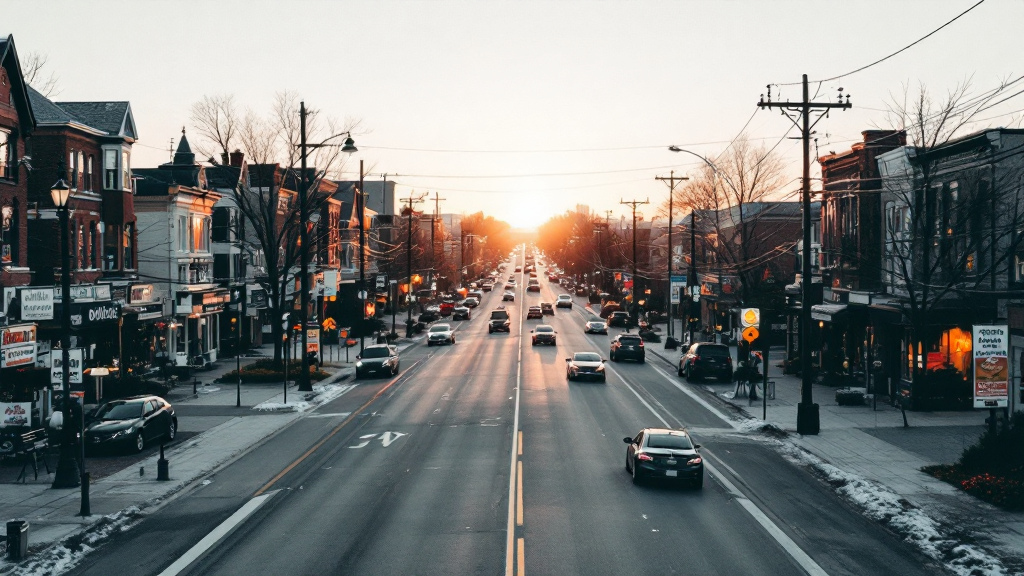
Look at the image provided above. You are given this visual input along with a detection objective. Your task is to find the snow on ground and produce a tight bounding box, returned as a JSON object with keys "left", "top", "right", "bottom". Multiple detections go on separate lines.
{"left": 736, "top": 422, "right": 1008, "bottom": 576}
{"left": 0, "top": 506, "right": 142, "bottom": 576}
{"left": 254, "top": 383, "right": 355, "bottom": 413}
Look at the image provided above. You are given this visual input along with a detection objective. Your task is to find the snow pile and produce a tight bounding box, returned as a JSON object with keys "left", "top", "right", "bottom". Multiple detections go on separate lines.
{"left": 736, "top": 418, "right": 787, "bottom": 438}
{"left": 776, "top": 441, "right": 1007, "bottom": 576}
{"left": 2, "top": 506, "right": 142, "bottom": 576}
{"left": 254, "top": 383, "right": 354, "bottom": 413}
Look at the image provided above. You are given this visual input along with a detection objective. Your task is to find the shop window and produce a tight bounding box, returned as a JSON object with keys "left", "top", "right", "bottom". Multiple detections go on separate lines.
{"left": 925, "top": 327, "right": 972, "bottom": 376}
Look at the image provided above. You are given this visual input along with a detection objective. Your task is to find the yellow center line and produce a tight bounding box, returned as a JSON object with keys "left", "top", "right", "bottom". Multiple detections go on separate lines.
{"left": 517, "top": 431, "right": 523, "bottom": 456}
{"left": 253, "top": 362, "right": 418, "bottom": 497}
{"left": 517, "top": 538, "right": 525, "bottom": 576}
{"left": 516, "top": 461, "right": 524, "bottom": 526}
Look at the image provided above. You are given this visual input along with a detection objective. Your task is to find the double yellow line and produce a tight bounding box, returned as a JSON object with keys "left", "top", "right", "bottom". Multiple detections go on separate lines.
{"left": 515, "top": 430, "right": 525, "bottom": 576}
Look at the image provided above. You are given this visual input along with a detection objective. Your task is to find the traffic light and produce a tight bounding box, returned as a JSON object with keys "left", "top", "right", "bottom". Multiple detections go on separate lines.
{"left": 365, "top": 302, "right": 376, "bottom": 318}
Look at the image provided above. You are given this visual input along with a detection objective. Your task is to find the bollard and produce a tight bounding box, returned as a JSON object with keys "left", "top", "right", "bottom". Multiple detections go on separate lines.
{"left": 157, "top": 444, "right": 170, "bottom": 481}
{"left": 193, "top": 378, "right": 199, "bottom": 395}
{"left": 140, "top": 466, "right": 145, "bottom": 477}
{"left": 6, "top": 520, "right": 29, "bottom": 561}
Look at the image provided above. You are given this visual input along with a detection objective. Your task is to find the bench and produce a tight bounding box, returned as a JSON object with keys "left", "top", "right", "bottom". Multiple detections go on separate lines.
{"left": 0, "top": 428, "right": 51, "bottom": 483}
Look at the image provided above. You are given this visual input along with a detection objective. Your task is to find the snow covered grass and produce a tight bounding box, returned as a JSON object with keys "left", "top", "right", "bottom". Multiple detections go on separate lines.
{"left": 735, "top": 419, "right": 1009, "bottom": 576}
{"left": 0, "top": 506, "right": 142, "bottom": 576}
{"left": 253, "top": 383, "right": 355, "bottom": 413}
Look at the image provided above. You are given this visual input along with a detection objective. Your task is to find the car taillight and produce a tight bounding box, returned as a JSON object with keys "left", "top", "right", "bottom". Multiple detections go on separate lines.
{"left": 693, "top": 355, "right": 700, "bottom": 362}
{"left": 637, "top": 453, "right": 654, "bottom": 461}
{"left": 726, "top": 357, "right": 732, "bottom": 364}
{"left": 638, "top": 341, "right": 644, "bottom": 347}
{"left": 687, "top": 456, "right": 702, "bottom": 465}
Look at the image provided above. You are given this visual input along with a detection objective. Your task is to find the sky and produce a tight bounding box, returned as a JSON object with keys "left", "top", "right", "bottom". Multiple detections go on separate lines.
{"left": 6, "top": 0, "right": 1024, "bottom": 229}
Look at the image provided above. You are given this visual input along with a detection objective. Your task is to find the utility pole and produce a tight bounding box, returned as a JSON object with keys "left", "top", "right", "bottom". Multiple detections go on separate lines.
{"left": 758, "top": 75, "right": 851, "bottom": 435}
{"left": 358, "top": 159, "right": 367, "bottom": 352}
{"left": 620, "top": 198, "right": 649, "bottom": 323}
{"left": 402, "top": 192, "right": 426, "bottom": 336}
{"left": 655, "top": 171, "right": 688, "bottom": 344}
{"left": 297, "top": 101, "right": 312, "bottom": 392}
{"left": 431, "top": 191, "right": 446, "bottom": 285}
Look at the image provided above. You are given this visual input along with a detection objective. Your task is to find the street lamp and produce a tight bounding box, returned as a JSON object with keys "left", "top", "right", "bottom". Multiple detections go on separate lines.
{"left": 50, "top": 179, "right": 88, "bottom": 513}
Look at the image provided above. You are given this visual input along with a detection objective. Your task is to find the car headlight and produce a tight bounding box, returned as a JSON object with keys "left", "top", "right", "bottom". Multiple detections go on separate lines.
{"left": 595, "top": 364, "right": 605, "bottom": 372}
{"left": 356, "top": 361, "right": 363, "bottom": 367}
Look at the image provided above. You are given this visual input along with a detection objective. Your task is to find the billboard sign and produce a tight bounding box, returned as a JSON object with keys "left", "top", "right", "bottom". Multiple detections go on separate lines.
{"left": 20, "top": 288, "right": 54, "bottom": 320}
{"left": 972, "top": 325, "right": 1009, "bottom": 409}
{"left": 670, "top": 275, "right": 687, "bottom": 305}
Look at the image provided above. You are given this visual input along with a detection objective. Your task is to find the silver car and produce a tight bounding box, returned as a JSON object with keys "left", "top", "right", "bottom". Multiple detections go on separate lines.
{"left": 427, "top": 323, "right": 456, "bottom": 346}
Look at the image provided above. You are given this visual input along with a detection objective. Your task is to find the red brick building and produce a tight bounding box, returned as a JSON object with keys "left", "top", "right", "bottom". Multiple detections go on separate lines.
{"left": 0, "top": 36, "right": 35, "bottom": 292}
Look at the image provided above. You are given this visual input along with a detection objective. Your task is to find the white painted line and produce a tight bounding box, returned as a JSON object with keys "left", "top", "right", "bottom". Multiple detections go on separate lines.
{"left": 604, "top": 365, "right": 672, "bottom": 428}
{"left": 307, "top": 412, "right": 352, "bottom": 419}
{"left": 505, "top": 249, "right": 525, "bottom": 576}
{"left": 157, "top": 490, "right": 280, "bottom": 576}
{"left": 647, "top": 362, "right": 739, "bottom": 429}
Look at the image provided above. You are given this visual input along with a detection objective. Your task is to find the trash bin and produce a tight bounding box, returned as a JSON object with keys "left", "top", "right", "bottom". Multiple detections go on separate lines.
{"left": 6, "top": 519, "right": 28, "bottom": 561}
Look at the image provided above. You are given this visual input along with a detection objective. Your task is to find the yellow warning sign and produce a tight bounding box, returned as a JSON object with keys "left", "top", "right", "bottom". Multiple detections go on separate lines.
{"left": 741, "top": 308, "right": 760, "bottom": 328}
{"left": 742, "top": 326, "right": 760, "bottom": 343}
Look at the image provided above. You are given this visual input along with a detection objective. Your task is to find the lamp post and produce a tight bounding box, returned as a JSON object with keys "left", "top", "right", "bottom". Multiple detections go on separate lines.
{"left": 50, "top": 180, "right": 85, "bottom": 510}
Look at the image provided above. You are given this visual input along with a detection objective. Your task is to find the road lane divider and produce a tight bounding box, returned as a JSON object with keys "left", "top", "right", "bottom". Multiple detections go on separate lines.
{"left": 505, "top": 248, "right": 525, "bottom": 576}
{"left": 516, "top": 461, "right": 524, "bottom": 526}
{"left": 157, "top": 490, "right": 281, "bottom": 576}
{"left": 517, "top": 538, "right": 525, "bottom": 576}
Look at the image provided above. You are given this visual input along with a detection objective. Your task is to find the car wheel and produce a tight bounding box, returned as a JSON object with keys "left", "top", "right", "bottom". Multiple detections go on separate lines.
{"left": 551, "top": 339, "right": 556, "bottom": 345}
{"left": 427, "top": 342, "right": 433, "bottom": 347}
{"left": 685, "top": 365, "right": 695, "bottom": 383}
{"left": 678, "top": 365, "right": 684, "bottom": 377}
{"left": 639, "top": 356, "right": 645, "bottom": 364}
{"left": 626, "top": 455, "right": 631, "bottom": 471}
{"left": 134, "top": 431, "right": 145, "bottom": 453}
{"left": 600, "top": 375, "right": 607, "bottom": 383}
{"left": 531, "top": 340, "right": 536, "bottom": 346}
{"left": 631, "top": 460, "right": 641, "bottom": 485}
{"left": 167, "top": 420, "right": 177, "bottom": 441}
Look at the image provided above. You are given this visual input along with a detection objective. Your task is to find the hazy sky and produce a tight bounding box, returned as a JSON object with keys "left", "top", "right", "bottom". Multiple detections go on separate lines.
{"left": 6, "top": 0, "right": 1024, "bottom": 227}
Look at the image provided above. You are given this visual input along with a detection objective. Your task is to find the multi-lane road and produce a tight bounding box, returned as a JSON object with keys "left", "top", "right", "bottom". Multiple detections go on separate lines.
{"left": 67, "top": 249, "right": 942, "bottom": 576}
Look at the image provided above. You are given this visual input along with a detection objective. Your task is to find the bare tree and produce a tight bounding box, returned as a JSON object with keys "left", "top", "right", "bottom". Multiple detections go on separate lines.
{"left": 21, "top": 51, "right": 59, "bottom": 97}
{"left": 189, "top": 94, "right": 238, "bottom": 162}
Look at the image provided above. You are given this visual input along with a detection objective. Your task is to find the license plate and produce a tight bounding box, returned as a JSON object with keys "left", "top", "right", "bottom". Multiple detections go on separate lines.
{"left": 665, "top": 470, "right": 677, "bottom": 477}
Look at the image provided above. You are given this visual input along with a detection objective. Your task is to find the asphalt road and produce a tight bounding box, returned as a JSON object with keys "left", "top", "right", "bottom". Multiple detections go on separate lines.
{"left": 66, "top": 251, "right": 943, "bottom": 576}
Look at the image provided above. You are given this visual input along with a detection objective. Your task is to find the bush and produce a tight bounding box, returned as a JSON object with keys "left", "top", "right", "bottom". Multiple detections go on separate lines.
{"left": 922, "top": 412, "right": 1024, "bottom": 511}
{"left": 835, "top": 389, "right": 866, "bottom": 406}
{"left": 214, "top": 358, "right": 330, "bottom": 384}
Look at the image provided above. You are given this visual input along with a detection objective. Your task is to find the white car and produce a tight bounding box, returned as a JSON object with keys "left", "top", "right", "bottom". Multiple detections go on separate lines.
{"left": 427, "top": 323, "right": 456, "bottom": 346}
{"left": 556, "top": 294, "right": 573, "bottom": 308}
{"left": 503, "top": 291, "right": 516, "bottom": 302}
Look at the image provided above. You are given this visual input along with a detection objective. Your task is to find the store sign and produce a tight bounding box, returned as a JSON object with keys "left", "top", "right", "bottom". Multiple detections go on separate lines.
{"left": 129, "top": 284, "right": 157, "bottom": 305}
{"left": 20, "top": 288, "right": 54, "bottom": 320}
{"left": 2, "top": 324, "right": 36, "bottom": 348}
{"left": 55, "top": 285, "right": 110, "bottom": 302}
{"left": 0, "top": 402, "right": 30, "bottom": 428}
{"left": 670, "top": 275, "right": 687, "bottom": 305}
{"left": 2, "top": 344, "right": 36, "bottom": 368}
{"left": 50, "top": 348, "right": 85, "bottom": 387}
{"left": 248, "top": 287, "right": 267, "bottom": 311}
{"left": 323, "top": 271, "right": 338, "bottom": 298}
{"left": 375, "top": 274, "right": 387, "bottom": 290}
{"left": 972, "top": 325, "right": 1009, "bottom": 409}
{"left": 70, "top": 302, "right": 120, "bottom": 326}
{"left": 306, "top": 327, "right": 320, "bottom": 355}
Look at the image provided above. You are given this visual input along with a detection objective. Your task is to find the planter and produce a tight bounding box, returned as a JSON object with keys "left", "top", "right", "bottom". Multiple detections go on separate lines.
{"left": 835, "top": 388, "right": 866, "bottom": 406}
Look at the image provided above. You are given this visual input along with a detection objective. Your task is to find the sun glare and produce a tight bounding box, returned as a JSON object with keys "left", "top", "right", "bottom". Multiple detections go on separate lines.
{"left": 507, "top": 194, "right": 546, "bottom": 229}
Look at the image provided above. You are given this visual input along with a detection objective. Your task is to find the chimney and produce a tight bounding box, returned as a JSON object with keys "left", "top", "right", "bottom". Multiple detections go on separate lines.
{"left": 220, "top": 152, "right": 229, "bottom": 166}
{"left": 230, "top": 149, "right": 244, "bottom": 167}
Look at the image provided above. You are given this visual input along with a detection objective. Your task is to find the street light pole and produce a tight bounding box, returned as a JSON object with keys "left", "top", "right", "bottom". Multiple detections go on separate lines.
{"left": 50, "top": 180, "right": 83, "bottom": 500}
{"left": 358, "top": 159, "right": 366, "bottom": 352}
{"left": 689, "top": 209, "right": 698, "bottom": 346}
{"left": 297, "top": 102, "right": 313, "bottom": 392}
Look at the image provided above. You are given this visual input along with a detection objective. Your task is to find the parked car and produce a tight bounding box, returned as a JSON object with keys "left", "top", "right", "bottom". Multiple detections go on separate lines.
{"left": 556, "top": 294, "right": 573, "bottom": 308}
{"left": 540, "top": 302, "right": 554, "bottom": 315}
{"left": 610, "top": 333, "right": 645, "bottom": 363}
{"left": 427, "top": 323, "right": 456, "bottom": 346}
{"left": 599, "top": 302, "right": 623, "bottom": 319}
{"left": 606, "top": 311, "right": 632, "bottom": 328}
{"left": 85, "top": 396, "right": 177, "bottom": 453}
{"left": 452, "top": 306, "right": 471, "bottom": 320}
{"left": 527, "top": 306, "right": 543, "bottom": 319}
{"left": 356, "top": 344, "right": 401, "bottom": 379}
{"left": 678, "top": 342, "right": 733, "bottom": 382}
{"left": 584, "top": 320, "right": 608, "bottom": 334}
{"left": 488, "top": 308, "right": 511, "bottom": 333}
{"left": 531, "top": 325, "right": 557, "bottom": 346}
{"left": 565, "top": 352, "right": 606, "bottom": 382}
{"left": 463, "top": 297, "right": 480, "bottom": 308}
{"left": 624, "top": 428, "right": 703, "bottom": 488}
{"left": 419, "top": 309, "right": 440, "bottom": 323}
{"left": 503, "top": 291, "right": 516, "bottom": 302}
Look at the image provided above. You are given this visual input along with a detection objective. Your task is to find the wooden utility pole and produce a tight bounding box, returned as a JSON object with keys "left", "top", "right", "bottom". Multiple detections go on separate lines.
{"left": 620, "top": 198, "right": 649, "bottom": 323}
{"left": 401, "top": 192, "right": 426, "bottom": 336}
{"left": 758, "top": 75, "right": 851, "bottom": 435}
{"left": 655, "top": 171, "right": 688, "bottom": 343}
{"left": 431, "top": 191, "right": 446, "bottom": 284}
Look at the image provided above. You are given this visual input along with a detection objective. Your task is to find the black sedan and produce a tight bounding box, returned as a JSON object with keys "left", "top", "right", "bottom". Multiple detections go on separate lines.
{"left": 85, "top": 396, "right": 177, "bottom": 453}
{"left": 565, "top": 352, "right": 606, "bottom": 382}
{"left": 452, "top": 306, "right": 471, "bottom": 320}
{"left": 584, "top": 320, "right": 607, "bottom": 334}
{"left": 531, "top": 325, "right": 557, "bottom": 346}
{"left": 624, "top": 428, "right": 703, "bottom": 488}
{"left": 356, "top": 344, "right": 401, "bottom": 379}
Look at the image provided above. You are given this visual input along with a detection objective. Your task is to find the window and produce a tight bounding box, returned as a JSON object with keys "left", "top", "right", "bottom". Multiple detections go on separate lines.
{"left": 190, "top": 215, "right": 209, "bottom": 252}
{"left": 76, "top": 223, "right": 85, "bottom": 269}
{"left": 212, "top": 207, "right": 230, "bottom": 242}
{"left": 178, "top": 216, "right": 188, "bottom": 252}
{"left": 1, "top": 204, "right": 14, "bottom": 264}
{"left": 122, "top": 150, "right": 131, "bottom": 191}
{"left": 77, "top": 151, "right": 84, "bottom": 190}
{"left": 90, "top": 222, "right": 99, "bottom": 268}
{"left": 103, "top": 223, "right": 118, "bottom": 270}
{"left": 104, "top": 149, "right": 117, "bottom": 189}
{"left": 123, "top": 223, "right": 134, "bottom": 269}
{"left": 85, "top": 156, "right": 94, "bottom": 191}
{"left": 0, "top": 129, "right": 13, "bottom": 180}
{"left": 178, "top": 265, "right": 187, "bottom": 283}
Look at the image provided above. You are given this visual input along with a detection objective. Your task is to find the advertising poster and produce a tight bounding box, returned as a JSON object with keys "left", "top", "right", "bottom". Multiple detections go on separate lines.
{"left": 0, "top": 402, "right": 30, "bottom": 428}
{"left": 972, "top": 325, "right": 1009, "bottom": 409}
{"left": 20, "top": 288, "right": 54, "bottom": 321}
{"left": 50, "top": 348, "right": 85, "bottom": 388}
{"left": 670, "top": 275, "right": 687, "bottom": 305}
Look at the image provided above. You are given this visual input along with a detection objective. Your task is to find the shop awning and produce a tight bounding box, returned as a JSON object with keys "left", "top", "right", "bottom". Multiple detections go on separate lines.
{"left": 811, "top": 303, "right": 847, "bottom": 322}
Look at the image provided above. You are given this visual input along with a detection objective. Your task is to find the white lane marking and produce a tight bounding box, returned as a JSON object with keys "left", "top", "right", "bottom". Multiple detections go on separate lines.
{"left": 505, "top": 249, "right": 525, "bottom": 576}
{"left": 348, "top": 434, "right": 378, "bottom": 449}
{"left": 157, "top": 490, "right": 280, "bottom": 576}
{"left": 307, "top": 412, "right": 351, "bottom": 419}
{"left": 647, "top": 362, "right": 739, "bottom": 429}
{"left": 379, "top": 431, "right": 407, "bottom": 447}
{"left": 604, "top": 364, "right": 673, "bottom": 428}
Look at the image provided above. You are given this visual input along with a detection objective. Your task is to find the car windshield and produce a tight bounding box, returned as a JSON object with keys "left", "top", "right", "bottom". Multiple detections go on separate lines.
{"left": 559, "top": 295, "right": 570, "bottom": 300}
{"left": 96, "top": 401, "right": 144, "bottom": 420}
{"left": 574, "top": 353, "right": 601, "bottom": 362}
{"left": 536, "top": 326, "right": 553, "bottom": 333}
{"left": 647, "top": 433, "right": 694, "bottom": 450}
{"left": 429, "top": 326, "right": 450, "bottom": 333}
{"left": 362, "top": 347, "right": 390, "bottom": 359}
{"left": 619, "top": 336, "right": 642, "bottom": 344}
{"left": 491, "top": 311, "right": 509, "bottom": 320}
{"left": 700, "top": 346, "right": 730, "bottom": 358}
{"left": 588, "top": 322, "right": 602, "bottom": 327}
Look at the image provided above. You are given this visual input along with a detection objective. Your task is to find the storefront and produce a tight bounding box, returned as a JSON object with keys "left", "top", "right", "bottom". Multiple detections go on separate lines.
{"left": 120, "top": 283, "right": 171, "bottom": 374}
{"left": 0, "top": 323, "right": 45, "bottom": 428}
{"left": 172, "top": 288, "right": 228, "bottom": 367}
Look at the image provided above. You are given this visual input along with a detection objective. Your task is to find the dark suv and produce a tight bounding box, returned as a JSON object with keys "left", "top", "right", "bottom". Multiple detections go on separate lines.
{"left": 606, "top": 311, "right": 632, "bottom": 328}
{"left": 488, "top": 308, "right": 511, "bottom": 333}
{"left": 610, "top": 333, "right": 645, "bottom": 363}
{"left": 678, "top": 343, "right": 733, "bottom": 382}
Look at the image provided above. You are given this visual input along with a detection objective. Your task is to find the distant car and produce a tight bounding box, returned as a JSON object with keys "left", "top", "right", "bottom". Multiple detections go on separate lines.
{"left": 540, "top": 302, "right": 554, "bottom": 315}
{"left": 482, "top": 282, "right": 494, "bottom": 292}
{"left": 427, "top": 323, "right": 456, "bottom": 346}
{"left": 463, "top": 297, "right": 480, "bottom": 308}
{"left": 610, "top": 333, "right": 645, "bottom": 363}
{"left": 506, "top": 280, "right": 516, "bottom": 289}
{"left": 508, "top": 275, "right": 516, "bottom": 282}
{"left": 439, "top": 302, "right": 455, "bottom": 316}
{"left": 624, "top": 428, "right": 703, "bottom": 488}
{"left": 565, "top": 352, "right": 606, "bottom": 382}
{"left": 606, "top": 311, "right": 632, "bottom": 328}
{"left": 419, "top": 309, "right": 440, "bottom": 323}
{"left": 556, "top": 294, "right": 573, "bottom": 308}
{"left": 515, "top": 266, "right": 523, "bottom": 272}
{"left": 85, "top": 396, "right": 177, "bottom": 453}
{"left": 548, "top": 274, "right": 559, "bottom": 282}
{"left": 356, "top": 344, "right": 401, "bottom": 379}
{"left": 452, "top": 306, "right": 471, "bottom": 320}
{"left": 527, "top": 306, "right": 543, "bottom": 319}
{"left": 531, "top": 324, "right": 557, "bottom": 346}
{"left": 488, "top": 308, "right": 511, "bottom": 333}
{"left": 468, "top": 290, "right": 484, "bottom": 301}
{"left": 527, "top": 281, "right": 540, "bottom": 292}
{"left": 503, "top": 291, "right": 516, "bottom": 302}
{"left": 679, "top": 343, "right": 733, "bottom": 382}
{"left": 584, "top": 320, "right": 608, "bottom": 334}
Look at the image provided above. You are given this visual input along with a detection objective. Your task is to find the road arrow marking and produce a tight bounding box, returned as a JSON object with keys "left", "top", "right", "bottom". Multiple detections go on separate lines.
{"left": 349, "top": 434, "right": 378, "bottom": 449}
{"left": 379, "top": 431, "right": 407, "bottom": 447}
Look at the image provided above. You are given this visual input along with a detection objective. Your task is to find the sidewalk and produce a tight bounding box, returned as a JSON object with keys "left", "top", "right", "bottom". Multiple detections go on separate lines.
{"left": 0, "top": 347, "right": 358, "bottom": 574}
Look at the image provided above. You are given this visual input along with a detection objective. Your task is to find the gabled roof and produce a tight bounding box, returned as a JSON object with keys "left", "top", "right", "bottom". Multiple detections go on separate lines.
{"left": 56, "top": 101, "right": 136, "bottom": 139}
{"left": 26, "top": 86, "right": 72, "bottom": 124}
{"left": 0, "top": 35, "right": 36, "bottom": 132}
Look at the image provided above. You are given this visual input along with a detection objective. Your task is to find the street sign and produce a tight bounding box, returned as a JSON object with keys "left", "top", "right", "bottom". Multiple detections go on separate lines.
{"left": 742, "top": 326, "right": 760, "bottom": 343}
{"left": 358, "top": 290, "right": 368, "bottom": 300}
{"left": 50, "top": 348, "right": 85, "bottom": 387}
{"left": 741, "top": 308, "right": 760, "bottom": 328}
{"left": 376, "top": 275, "right": 387, "bottom": 290}
{"left": 306, "top": 327, "right": 320, "bottom": 355}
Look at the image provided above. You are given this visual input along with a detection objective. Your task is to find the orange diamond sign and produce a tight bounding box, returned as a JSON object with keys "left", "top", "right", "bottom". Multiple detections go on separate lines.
{"left": 742, "top": 326, "right": 760, "bottom": 343}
